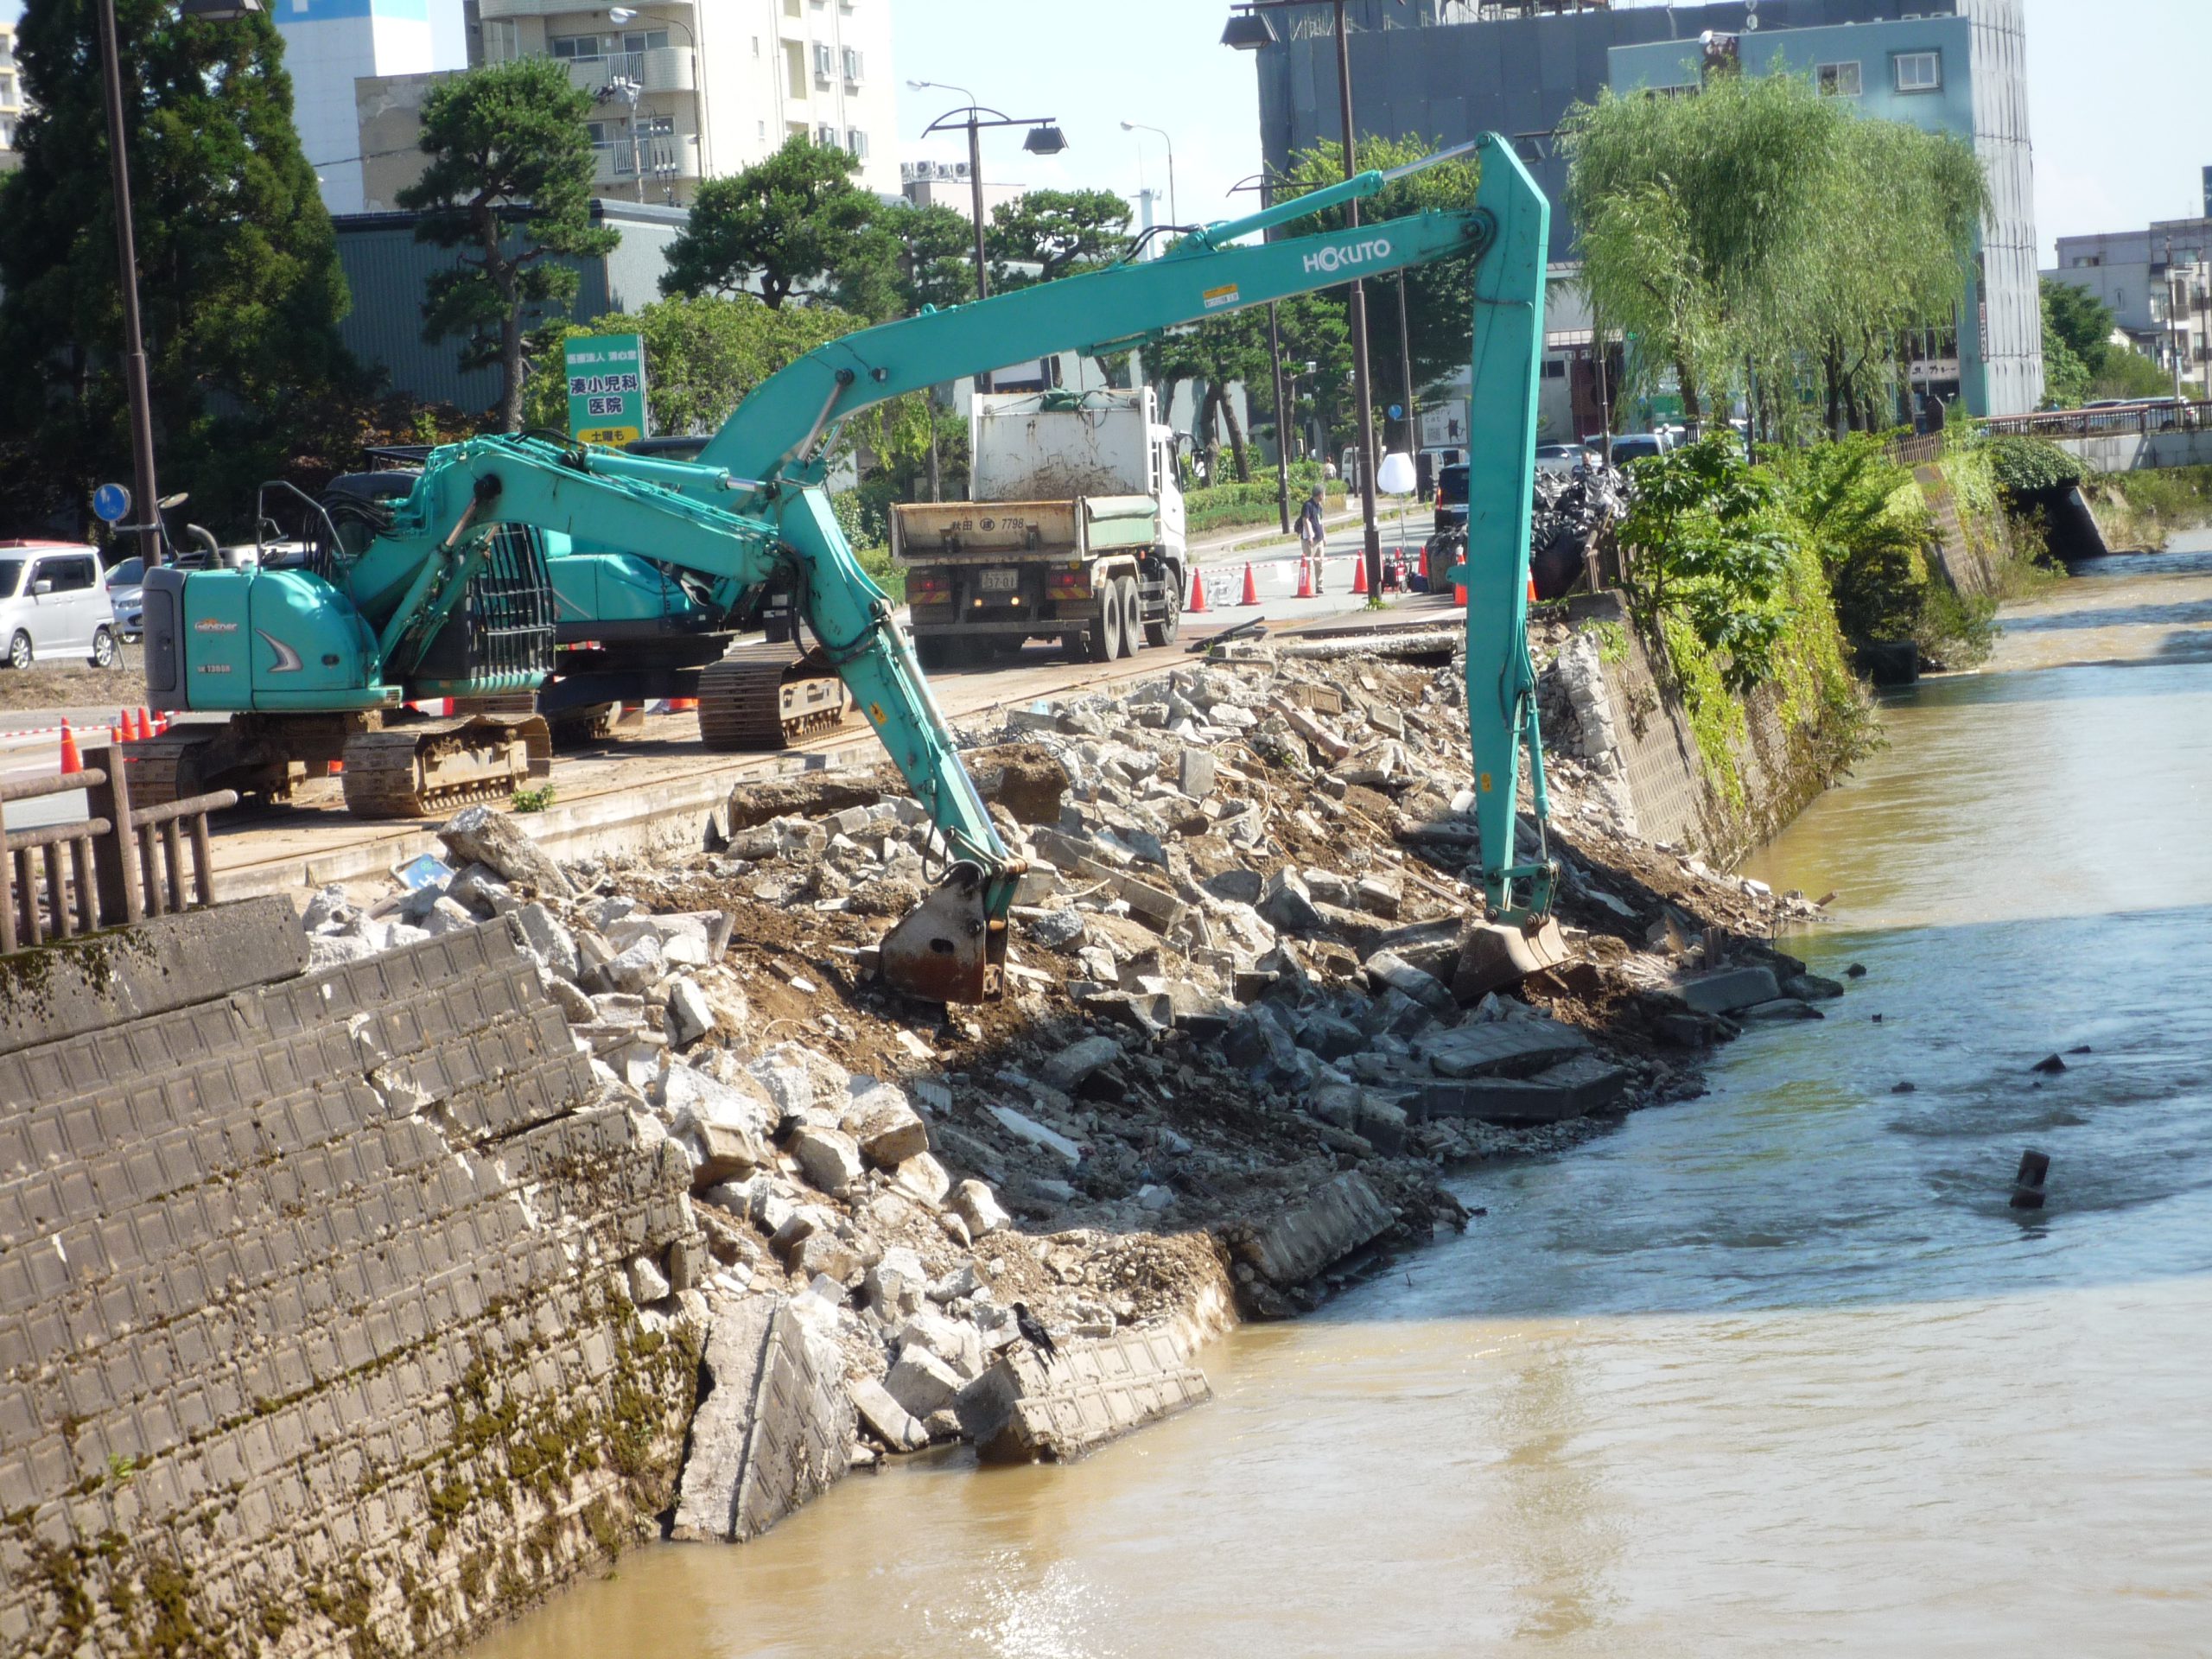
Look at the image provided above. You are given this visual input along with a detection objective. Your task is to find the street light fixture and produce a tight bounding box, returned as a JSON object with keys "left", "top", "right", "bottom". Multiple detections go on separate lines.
{"left": 1120, "top": 121, "right": 1176, "bottom": 229}
{"left": 1230, "top": 169, "right": 1296, "bottom": 533}
{"left": 913, "top": 90, "right": 1065, "bottom": 310}
{"left": 1224, "top": 0, "right": 1389, "bottom": 601}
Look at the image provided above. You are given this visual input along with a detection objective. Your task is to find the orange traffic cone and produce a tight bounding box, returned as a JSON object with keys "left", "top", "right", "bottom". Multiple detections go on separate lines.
{"left": 1528, "top": 577, "right": 1540, "bottom": 603}
{"left": 154, "top": 711, "right": 169, "bottom": 735}
{"left": 1188, "top": 565, "right": 1208, "bottom": 613}
{"left": 1419, "top": 543, "right": 1429, "bottom": 583}
{"left": 1454, "top": 582, "right": 1469, "bottom": 606}
{"left": 136, "top": 707, "right": 152, "bottom": 741}
{"left": 59, "top": 720, "right": 82, "bottom": 776}
{"left": 1240, "top": 563, "right": 1260, "bottom": 607}
{"left": 1296, "top": 556, "right": 1314, "bottom": 600}
{"left": 1351, "top": 555, "right": 1370, "bottom": 597}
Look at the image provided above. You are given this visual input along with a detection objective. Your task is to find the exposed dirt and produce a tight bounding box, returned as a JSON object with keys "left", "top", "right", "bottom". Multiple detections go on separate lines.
{"left": 0, "top": 641, "right": 144, "bottom": 715}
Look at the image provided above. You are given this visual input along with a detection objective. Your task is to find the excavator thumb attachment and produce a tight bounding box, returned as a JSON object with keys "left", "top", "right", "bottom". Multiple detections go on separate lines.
{"left": 879, "top": 861, "right": 1007, "bottom": 1004}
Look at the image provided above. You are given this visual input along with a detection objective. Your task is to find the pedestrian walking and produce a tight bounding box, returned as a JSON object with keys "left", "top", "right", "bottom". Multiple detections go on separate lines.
{"left": 1295, "top": 486, "right": 1326, "bottom": 593}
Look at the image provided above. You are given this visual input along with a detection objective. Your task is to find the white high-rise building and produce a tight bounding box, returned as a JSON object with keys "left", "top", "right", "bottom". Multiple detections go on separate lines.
{"left": 467, "top": 0, "right": 899, "bottom": 206}
{"left": 0, "top": 20, "right": 28, "bottom": 173}
{"left": 274, "top": 0, "right": 467, "bottom": 214}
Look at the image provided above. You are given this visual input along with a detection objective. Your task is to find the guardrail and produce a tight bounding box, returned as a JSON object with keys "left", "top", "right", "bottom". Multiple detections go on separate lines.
{"left": 1983, "top": 400, "right": 2212, "bottom": 440}
{"left": 1885, "top": 433, "right": 1945, "bottom": 467}
{"left": 0, "top": 741, "right": 235, "bottom": 952}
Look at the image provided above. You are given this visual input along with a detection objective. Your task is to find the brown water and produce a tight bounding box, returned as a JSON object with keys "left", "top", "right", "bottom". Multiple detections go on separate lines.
{"left": 473, "top": 538, "right": 2212, "bottom": 1657}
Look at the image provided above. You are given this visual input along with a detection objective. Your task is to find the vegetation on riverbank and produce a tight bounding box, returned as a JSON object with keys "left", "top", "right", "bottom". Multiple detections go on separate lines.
{"left": 2084, "top": 466, "right": 2212, "bottom": 551}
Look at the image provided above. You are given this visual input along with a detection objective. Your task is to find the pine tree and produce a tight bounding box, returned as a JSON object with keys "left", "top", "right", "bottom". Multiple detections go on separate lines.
{"left": 0, "top": 0, "right": 354, "bottom": 533}
{"left": 398, "top": 57, "right": 618, "bottom": 435}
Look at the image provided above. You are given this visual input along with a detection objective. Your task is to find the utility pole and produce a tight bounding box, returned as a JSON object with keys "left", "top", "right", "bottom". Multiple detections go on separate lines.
{"left": 95, "top": 0, "right": 162, "bottom": 567}
{"left": 1395, "top": 267, "right": 1418, "bottom": 457}
{"left": 2169, "top": 237, "right": 2185, "bottom": 402}
{"left": 1332, "top": 0, "right": 1384, "bottom": 603}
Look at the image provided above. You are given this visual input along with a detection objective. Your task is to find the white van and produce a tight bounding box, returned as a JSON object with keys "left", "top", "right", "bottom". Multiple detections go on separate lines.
{"left": 0, "top": 544, "right": 120, "bottom": 669}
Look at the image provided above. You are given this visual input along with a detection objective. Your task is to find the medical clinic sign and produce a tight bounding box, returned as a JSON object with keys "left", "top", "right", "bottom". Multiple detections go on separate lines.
{"left": 566, "top": 334, "right": 650, "bottom": 446}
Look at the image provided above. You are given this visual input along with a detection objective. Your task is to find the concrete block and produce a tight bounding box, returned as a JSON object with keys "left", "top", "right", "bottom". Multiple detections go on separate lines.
{"left": 842, "top": 1081, "right": 929, "bottom": 1168}
{"left": 956, "top": 1326, "right": 1211, "bottom": 1463}
{"left": 1669, "top": 965, "right": 1781, "bottom": 1015}
{"left": 1415, "top": 1052, "right": 1630, "bottom": 1125}
{"left": 851, "top": 1376, "right": 929, "bottom": 1452}
{"left": 0, "top": 899, "right": 307, "bottom": 1059}
{"left": 789, "top": 1125, "right": 863, "bottom": 1194}
{"left": 883, "top": 1344, "right": 963, "bottom": 1420}
{"left": 437, "top": 805, "right": 575, "bottom": 898}
{"left": 1041, "top": 1035, "right": 1122, "bottom": 1093}
{"left": 673, "top": 1293, "right": 852, "bottom": 1543}
{"left": 1363, "top": 949, "right": 1456, "bottom": 1015}
{"left": 951, "top": 1179, "right": 1012, "bottom": 1236}
{"left": 1233, "top": 1173, "right": 1395, "bottom": 1289}
{"left": 1414, "top": 1018, "right": 1589, "bottom": 1079}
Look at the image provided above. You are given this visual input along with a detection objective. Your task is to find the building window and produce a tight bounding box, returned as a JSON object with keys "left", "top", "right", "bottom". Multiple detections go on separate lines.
{"left": 1893, "top": 51, "right": 1942, "bottom": 93}
{"left": 813, "top": 42, "right": 834, "bottom": 81}
{"left": 552, "top": 29, "right": 669, "bottom": 59}
{"left": 842, "top": 47, "right": 862, "bottom": 83}
{"left": 784, "top": 0, "right": 802, "bottom": 16}
{"left": 847, "top": 128, "right": 868, "bottom": 160}
{"left": 1643, "top": 83, "right": 1698, "bottom": 101}
{"left": 1817, "top": 61, "right": 1861, "bottom": 98}
{"left": 785, "top": 41, "right": 805, "bottom": 99}
{"left": 814, "top": 122, "right": 837, "bottom": 149}
{"left": 482, "top": 18, "right": 519, "bottom": 62}
{"left": 752, "top": 36, "right": 760, "bottom": 56}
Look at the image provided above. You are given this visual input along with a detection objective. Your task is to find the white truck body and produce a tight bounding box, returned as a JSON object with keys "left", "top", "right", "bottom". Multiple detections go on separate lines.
{"left": 891, "top": 389, "right": 1189, "bottom": 667}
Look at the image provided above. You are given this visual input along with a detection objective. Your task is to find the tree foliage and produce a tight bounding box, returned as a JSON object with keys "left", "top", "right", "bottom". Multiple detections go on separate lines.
{"left": 661, "top": 137, "right": 883, "bottom": 310}
{"left": 0, "top": 0, "right": 354, "bottom": 533}
{"left": 985, "top": 189, "right": 1133, "bottom": 289}
{"left": 522, "top": 294, "right": 862, "bottom": 435}
{"left": 1565, "top": 70, "right": 1988, "bottom": 437}
{"left": 398, "top": 57, "right": 617, "bottom": 433}
{"left": 1619, "top": 435, "right": 1791, "bottom": 690}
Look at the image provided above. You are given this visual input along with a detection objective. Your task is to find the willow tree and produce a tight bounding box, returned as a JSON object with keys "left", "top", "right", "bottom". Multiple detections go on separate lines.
{"left": 1565, "top": 69, "right": 1987, "bottom": 438}
{"left": 1803, "top": 119, "right": 1987, "bottom": 435}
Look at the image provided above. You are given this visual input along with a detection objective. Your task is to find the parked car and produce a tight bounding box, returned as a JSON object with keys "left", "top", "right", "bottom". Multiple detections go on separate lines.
{"left": 105, "top": 555, "right": 145, "bottom": 642}
{"left": 1535, "top": 442, "right": 1598, "bottom": 478}
{"left": 1608, "top": 431, "right": 1671, "bottom": 466}
{"left": 0, "top": 544, "right": 120, "bottom": 669}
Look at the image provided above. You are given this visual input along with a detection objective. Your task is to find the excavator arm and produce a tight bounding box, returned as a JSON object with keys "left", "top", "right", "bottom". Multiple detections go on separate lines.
{"left": 689, "top": 133, "right": 1555, "bottom": 923}
{"left": 376, "top": 434, "right": 1021, "bottom": 1000}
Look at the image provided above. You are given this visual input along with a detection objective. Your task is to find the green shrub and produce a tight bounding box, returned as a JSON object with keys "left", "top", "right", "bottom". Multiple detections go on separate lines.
{"left": 1980, "top": 433, "right": 2085, "bottom": 495}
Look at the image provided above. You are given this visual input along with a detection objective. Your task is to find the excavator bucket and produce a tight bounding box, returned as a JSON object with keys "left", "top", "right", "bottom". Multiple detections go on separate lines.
{"left": 879, "top": 861, "right": 1007, "bottom": 1004}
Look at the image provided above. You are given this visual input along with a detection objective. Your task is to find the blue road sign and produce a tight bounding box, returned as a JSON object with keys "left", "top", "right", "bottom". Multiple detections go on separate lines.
{"left": 92, "top": 483, "right": 131, "bottom": 524}
{"left": 1388, "top": 404, "right": 1404, "bottom": 422}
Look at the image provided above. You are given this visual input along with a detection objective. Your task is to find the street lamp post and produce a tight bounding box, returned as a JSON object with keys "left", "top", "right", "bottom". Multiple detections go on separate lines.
{"left": 1225, "top": 0, "right": 1386, "bottom": 602}
{"left": 1120, "top": 120, "right": 1176, "bottom": 231}
{"left": 95, "top": 0, "right": 264, "bottom": 564}
{"left": 607, "top": 7, "right": 706, "bottom": 188}
{"left": 1231, "top": 170, "right": 1295, "bottom": 533}
{"left": 911, "top": 83, "right": 1065, "bottom": 393}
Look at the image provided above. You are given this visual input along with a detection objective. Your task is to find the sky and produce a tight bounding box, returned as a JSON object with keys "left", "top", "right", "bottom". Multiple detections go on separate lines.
{"left": 889, "top": 0, "right": 2212, "bottom": 265}
{"left": 4, "top": 0, "right": 2208, "bottom": 263}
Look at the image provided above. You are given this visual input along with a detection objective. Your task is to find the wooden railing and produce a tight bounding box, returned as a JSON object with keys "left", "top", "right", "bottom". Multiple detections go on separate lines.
{"left": 1885, "top": 432, "right": 1946, "bottom": 467}
{"left": 0, "top": 742, "right": 235, "bottom": 953}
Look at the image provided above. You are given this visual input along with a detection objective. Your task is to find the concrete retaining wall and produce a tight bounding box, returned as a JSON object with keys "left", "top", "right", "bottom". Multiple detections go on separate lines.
{"left": 0, "top": 917, "right": 703, "bottom": 1658}
{"left": 2054, "top": 428, "right": 2212, "bottom": 474}
{"left": 958, "top": 1327, "right": 1214, "bottom": 1464}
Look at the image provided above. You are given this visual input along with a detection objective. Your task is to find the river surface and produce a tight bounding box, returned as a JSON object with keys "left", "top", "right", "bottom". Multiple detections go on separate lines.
{"left": 474, "top": 536, "right": 2212, "bottom": 1657}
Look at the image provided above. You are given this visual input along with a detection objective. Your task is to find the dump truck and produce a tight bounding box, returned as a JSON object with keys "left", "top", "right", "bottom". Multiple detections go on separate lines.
{"left": 891, "top": 387, "right": 1187, "bottom": 666}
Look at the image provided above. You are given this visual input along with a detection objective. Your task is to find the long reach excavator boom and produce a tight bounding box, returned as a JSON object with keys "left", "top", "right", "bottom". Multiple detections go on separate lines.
{"left": 138, "top": 136, "right": 1553, "bottom": 1001}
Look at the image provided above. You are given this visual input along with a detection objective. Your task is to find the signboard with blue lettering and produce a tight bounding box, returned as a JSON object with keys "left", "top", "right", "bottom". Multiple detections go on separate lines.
{"left": 92, "top": 483, "right": 131, "bottom": 524}
{"left": 566, "top": 334, "right": 650, "bottom": 447}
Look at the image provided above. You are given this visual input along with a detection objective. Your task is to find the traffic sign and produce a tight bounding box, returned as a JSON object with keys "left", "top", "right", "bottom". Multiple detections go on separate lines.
{"left": 92, "top": 482, "right": 131, "bottom": 524}
{"left": 1388, "top": 404, "right": 1404, "bottom": 422}
{"left": 565, "top": 333, "right": 650, "bottom": 447}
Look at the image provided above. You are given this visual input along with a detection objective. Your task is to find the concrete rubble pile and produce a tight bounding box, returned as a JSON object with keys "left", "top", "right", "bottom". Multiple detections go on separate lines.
{"left": 289, "top": 630, "right": 1852, "bottom": 1524}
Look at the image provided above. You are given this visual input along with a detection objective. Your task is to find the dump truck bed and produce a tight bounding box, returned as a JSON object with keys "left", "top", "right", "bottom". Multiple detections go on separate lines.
{"left": 890, "top": 495, "right": 1159, "bottom": 564}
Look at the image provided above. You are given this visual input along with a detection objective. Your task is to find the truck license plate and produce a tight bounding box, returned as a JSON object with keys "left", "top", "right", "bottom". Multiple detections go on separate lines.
{"left": 979, "top": 568, "right": 1020, "bottom": 594}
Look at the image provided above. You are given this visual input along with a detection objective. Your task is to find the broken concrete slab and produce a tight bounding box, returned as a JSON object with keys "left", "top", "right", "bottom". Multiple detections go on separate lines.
{"left": 439, "top": 804, "right": 575, "bottom": 897}
{"left": 990, "top": 1105, "right": 1084, "bottom": 1166}
{"left": 1414, "top": 1017, "right": 1591, "bottom": 1079}
{"left": 851, "top": 1377, "right": 929, "bottom": 1452}
{"left": 1414, "top": 1052, "right": 1631, "bottom": 1125}
{"left": 1363, "top": 948, "right": 1456, "bottom": 1015}
{"left": 955, "top": 1326, "right": 1212, "bottom": 1464}
{"left": 1230, "top": 1172, "right": 1395, "bottom": 1291}
{"left": 1042, "top": 1034, "right": 1122, "bottom": 1092}
{"left": 672, "top": 1294, "right": 854, "bottom": 1543}
{"left": 1669, "top": 965, "right": 1782, "bottom": 1015}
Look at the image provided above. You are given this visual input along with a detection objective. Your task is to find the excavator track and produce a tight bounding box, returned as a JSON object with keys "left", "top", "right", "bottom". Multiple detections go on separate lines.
{"left": 340, "top": 715, "right": 554, "bottom": 820}
{"left": 118, "top": 732, "right": 219, "bottom": 810}
{"left": 696, "top": 642, "right": 849, "bottom": 753}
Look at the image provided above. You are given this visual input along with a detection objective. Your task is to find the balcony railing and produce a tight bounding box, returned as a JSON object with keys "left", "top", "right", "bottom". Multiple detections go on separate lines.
{"left": 593, "top": 131, "right": 700, "bottom": 185}
{"left": 480, "top": 0, "right": 690, "bottom": 16}
{"left": 563, "top": 46, "right": 695, "bottom": 98}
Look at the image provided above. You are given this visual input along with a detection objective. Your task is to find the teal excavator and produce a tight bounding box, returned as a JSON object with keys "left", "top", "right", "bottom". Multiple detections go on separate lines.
{"left": 133, "top": 136, "right": 1553, "bottom": 1003}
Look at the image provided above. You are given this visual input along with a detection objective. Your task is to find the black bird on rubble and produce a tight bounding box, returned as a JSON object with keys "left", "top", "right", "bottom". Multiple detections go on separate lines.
{"left": 1012, "top": 1302, "right": 1058, "bottom": 1363}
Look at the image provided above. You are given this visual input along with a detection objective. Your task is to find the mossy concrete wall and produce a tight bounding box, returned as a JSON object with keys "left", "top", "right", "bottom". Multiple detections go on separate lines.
{"left": 0, "top": 919, "right": 704, "bottom": 1657}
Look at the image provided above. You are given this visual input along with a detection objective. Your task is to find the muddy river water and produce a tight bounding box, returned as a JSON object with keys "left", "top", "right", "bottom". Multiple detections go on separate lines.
{"left": 473, "top": 537, "right": 2212, "bottom": 1657}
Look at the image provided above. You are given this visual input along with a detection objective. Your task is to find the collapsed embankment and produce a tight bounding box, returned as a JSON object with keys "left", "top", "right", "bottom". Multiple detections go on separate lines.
{"left": 0, "top": 607, "right": 1870, "bottom": 1656}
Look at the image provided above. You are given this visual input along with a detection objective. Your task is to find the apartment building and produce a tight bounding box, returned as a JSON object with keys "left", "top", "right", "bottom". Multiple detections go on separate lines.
{"left": 462, "top": 0, "right": 898, "bottom": 207}
{"left": 275, "top": 0, "right": 465, "bottom": 215}
{"left": 2049, "top": 219, "right": 2212, "bottom": 389}
{"left": 0, "top": 20, "right": 27, "bottom": 175}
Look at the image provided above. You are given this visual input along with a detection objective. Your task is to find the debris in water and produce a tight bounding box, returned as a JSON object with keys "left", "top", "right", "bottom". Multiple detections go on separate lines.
{"left": 2031, "top": 1053, "right": 2068, "bottom": 1075}
{"left": 2010, "top": 1148, "right": 2051, "bottom": 1211}
{"left": 1845, "top": 963, "right": 1868, "bottom": 979}
{"left": 1891, "top": 1081, "right": 1916, "bottom": 1094}
{"left": 2068, "top": 1045, "right": 2093, "bottom": 1055}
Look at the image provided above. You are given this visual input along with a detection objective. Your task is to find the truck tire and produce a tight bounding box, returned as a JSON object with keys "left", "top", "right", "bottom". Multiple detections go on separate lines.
{"left": 1115, "top": 577, "right": 1141, "bottom": 658}
{"left": 1085, "top": 583, "right": 1123, "bottom": 662}
{"left": 1143, "top": 564, "right": 1182, "bottom": 647}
